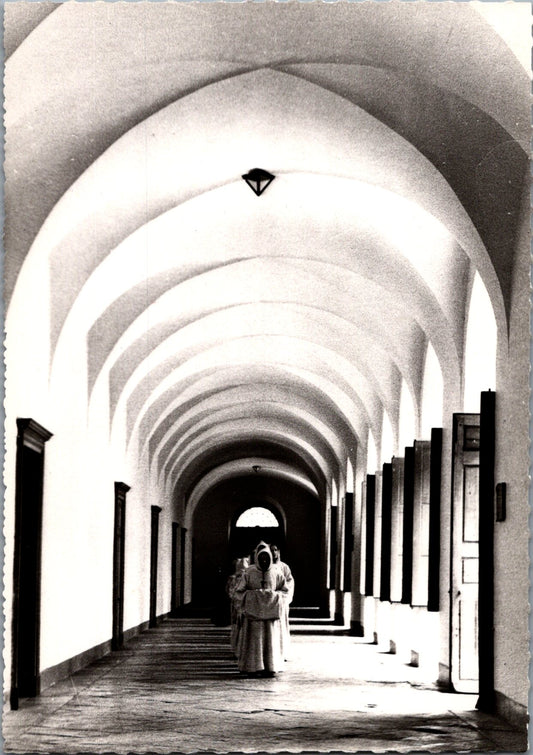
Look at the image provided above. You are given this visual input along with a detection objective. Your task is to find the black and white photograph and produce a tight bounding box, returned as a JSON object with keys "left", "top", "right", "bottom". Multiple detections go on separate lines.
{"left": 2, "top": 1, "right": 531, "bottom": 752}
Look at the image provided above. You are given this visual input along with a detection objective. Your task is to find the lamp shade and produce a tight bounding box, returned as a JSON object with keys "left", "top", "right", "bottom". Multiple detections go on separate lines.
{"left": 242, "top": 168, "right": 275, "bottom": 196}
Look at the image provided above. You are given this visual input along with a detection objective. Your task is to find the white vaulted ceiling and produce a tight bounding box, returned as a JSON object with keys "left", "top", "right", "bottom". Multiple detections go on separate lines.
{"left": 5, "top": 2, "right": 529, "bottom": 511}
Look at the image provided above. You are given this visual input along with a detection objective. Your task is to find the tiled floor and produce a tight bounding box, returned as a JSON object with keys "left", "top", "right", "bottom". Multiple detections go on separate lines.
{"left": 3, "top": 618, "right": 527, "bottom": 753}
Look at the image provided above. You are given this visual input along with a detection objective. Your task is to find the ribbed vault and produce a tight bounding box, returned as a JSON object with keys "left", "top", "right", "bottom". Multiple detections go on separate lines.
{"left": 5, "top": 1, "right": 528, "bottom": 522}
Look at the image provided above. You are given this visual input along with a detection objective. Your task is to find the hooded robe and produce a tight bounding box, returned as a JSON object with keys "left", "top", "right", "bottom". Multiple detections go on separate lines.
{"left": 233, "top": 543, "right": 289, "bottom": 674}
{"left": 226, "top": 557, "right": 249, "bottom": 655}
{"left": 272, "top": 550, "right": 294, "bottom": 659}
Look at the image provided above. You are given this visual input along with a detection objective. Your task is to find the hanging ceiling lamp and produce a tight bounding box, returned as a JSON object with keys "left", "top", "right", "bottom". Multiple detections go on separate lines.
{"left": 242, "top": 168, "right": 275, "bottom": 196}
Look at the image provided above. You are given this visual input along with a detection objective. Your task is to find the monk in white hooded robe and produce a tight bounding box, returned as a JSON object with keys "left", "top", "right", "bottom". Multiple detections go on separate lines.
{"left": 226, "top": 557, "right": 249, "bottom": 655}
{"left": 271, "top": 544, "right": 294, "bottom": 659}
{"left": 233, "top": 542, "right": 289, "bottom": 676}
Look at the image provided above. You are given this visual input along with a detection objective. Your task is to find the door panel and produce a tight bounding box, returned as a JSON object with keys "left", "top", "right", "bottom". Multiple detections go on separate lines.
{"left": 16, "top": 446, "right": 43, "bottom": 696}
{"left": 459, "top": 600, "right": 478, "bottom": 680}
{"left": 179, "top": 527, "right": 187, "bottom": 607}
{"left": 451, "top": 413, "right": 480, "bottom": 693}
{"left": 389, "top": 457, "right": 404, "bottom": 602}
{"left": 412, "top": 441, "right": 431, "bottom": 606}
{"left": 11, "top": 419, "right": 52, "bottom": 710}
{"left": 363, "top": 476, "right": 375, "bottom": 596}
{"left": 150, "top": 506, "right": 161, "bottom": 627}
{"left": 329, "top": 506, "right": 338, "bottom": 590}
{"left": 171, "top": 522, "right": 178, "bottom": 616}
{"left": 401, "top": 448, "right": 414, "bottom": 605}
{"left": 379, "top": 463, "right": 392, "bottom": 602}
{"left": 427, "top": 428, "right": 443, "bottom": 611}
{"left": 372, "top": 472, "right": 383, "bottom": 597}
{"left": 112, "top": 482, "right": 129, "bottom": 650}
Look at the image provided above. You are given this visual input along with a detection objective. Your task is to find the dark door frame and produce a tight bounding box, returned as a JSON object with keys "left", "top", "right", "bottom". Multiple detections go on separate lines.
{"left": 427, "top": 428, "right": 443, "bottom": 612}
{"left": 477, "top": 390, "right": 495, "bottom": 711}
{"left": 364, "top": 474, "right": 376, "bottom": 597}
{"left": 379, "top": 462, "right": 393, "bottom": 602}
{"left": 328, "top": 505, "right": 338, "bottom": 590}
{"left": 179, "top": 526, "right": 187, "bottom": 607}
{"left": 171, "top": 522, "right": 179, "bottom": 616}
{"left": 112, "top": 482, "right": 130, "bottom": 650}
{"left": 11, "top": 418, "right": 53, "bottom": 710}
{"left": 149, "top": 506, "right": 162, "bottom": 627}
{"left": 401, "top": 446, "right": 415, "bottom": 605}
{"left": 343, "top": 492, "right": 354, "bottom": 592}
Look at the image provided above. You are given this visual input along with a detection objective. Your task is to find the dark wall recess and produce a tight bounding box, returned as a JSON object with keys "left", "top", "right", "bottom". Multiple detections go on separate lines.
{"left": 427, "top": 428, "right": 443, "bottom": 612}
{"left": 477, "top": 392, "right": 495, "bottom": 712}
{"left": 112, "top": 482, "right": 130, "bottom": 650}
{"left": 364, "top": 475, "right": 376, "bottom": 596}
{"left": 149, "top": 506, "right": 162, "bottom": 628}
{"left": 380, "top": 463, "right": 393, "bottom": 602}
{"left": 11, "top": 418, "right": 53, "bottom": 710}
{"left": 401, "top": 447, "right": 415, "bottom": 604}
{"left": 343, "top": 493, "right": 354, "bottom": 591}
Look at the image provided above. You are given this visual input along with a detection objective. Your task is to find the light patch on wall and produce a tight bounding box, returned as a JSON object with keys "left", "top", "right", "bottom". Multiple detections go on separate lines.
{"left": 367, "top": 429, "right": 378, "bottom": 475}
{"left": 463, "top": 272, "right": 497, "bottom": 413}
{"left": 331, "top": 477, "right": 338, "bottom": 507}
{"left": 381, "top": 410, "right": 394, "bottom": 466}
{"left": 346, "top": 457, "right": 354, "bottom": 494}
{"left": 420, "top": 342, "right": 443, "bottom": 438}
{"left": 398, "top": 379, "right": 416, "bottom": 453}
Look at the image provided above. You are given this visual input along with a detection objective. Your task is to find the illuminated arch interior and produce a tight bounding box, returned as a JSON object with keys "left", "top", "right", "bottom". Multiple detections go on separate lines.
{"left": 235, "top": 507, "right": 280, "bottom": 529}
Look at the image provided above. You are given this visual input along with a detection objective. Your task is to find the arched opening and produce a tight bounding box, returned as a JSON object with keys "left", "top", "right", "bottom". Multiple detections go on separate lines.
{"left": 235, "top": 506, "right": 280, "bottom": 527}
{"left": 463, "top": 272, "right": 497, "bottom": 412}
{"left": 381, "top": 410, "right": 394, "bottom": 466}
{"left": 367, "top": 428, "right": 378, "bottom": 474}
{"left": 190, "top": 475, "right": 323, "bottom": 615}
{"left": 230, "top": 503, "right": 285, "bottom": 562}
{"left": 346, "top": 457, "right": 354, "bottom": 494}
{"left": 420, "top": 341, "right": 443, "bottom": 438}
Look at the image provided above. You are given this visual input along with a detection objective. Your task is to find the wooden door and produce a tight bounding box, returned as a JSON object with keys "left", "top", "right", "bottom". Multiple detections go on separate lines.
{"left": 149, "top": 506, "right": 161, "bottom": 627}
{"left": 11, "top": 419, "right": 52, "bottom": 709}
{"left": 389, "top": 457, "right": 404, "bottom": 602}
{"left": 401, "top": 447, "right": 415, "bottom": 605}
{"left": 179, "top": 527, "right": 187, "bottom": 607}
{"left": 451, "top": 413, "right": 480, "bottom": 693}
{"left": 329, "top": 506, "right": 338, "bottom": 590}
{"left": 171, "top": 522, "right": 179, "bottom": 616}
{"left": 427, "top": 428, "right": 443, "bottom": 612}
{"left": 372, "top": 471, "right": 383, "bottom": 597}
{"left": 477, "top": 391, "right": 495, "bottom": 710}
{"left": 343, "top": 493, "right": 354, "bottom": 591}
{"left": 379, "top": 463, "right": 392, "bottom": 602}
{"left": 363, "top": 475, "right": 375, "bottom": 597}
{"left": 112, "top": 482, "right": 129, "bottom": 649}
{"left": 411, "top": 441, "right": 431, "bottom": 606}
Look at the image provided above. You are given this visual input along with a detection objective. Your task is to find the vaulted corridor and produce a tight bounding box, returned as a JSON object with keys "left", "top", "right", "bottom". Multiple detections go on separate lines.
{"left": 3, "top": 3, "right": 530, "bottom": 749}
{"left": 3, "top": 619, "right": 526, "bottom": 754}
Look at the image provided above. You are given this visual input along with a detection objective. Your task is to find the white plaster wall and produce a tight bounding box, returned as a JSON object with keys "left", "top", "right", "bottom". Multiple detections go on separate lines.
{"left": 434, "top": 371, "right": 462, "bottom": 687}
{"left": 362, "top": 597, "right": 377, "bottom": 643}
{"left": 122, "top": 476, "right": 151, "bottom": 633}
{"left": 492, "top": 192, "right": 530, "bottom": 710}
{"left": 3, "top": 289, "right": 171, "bottom": 695}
